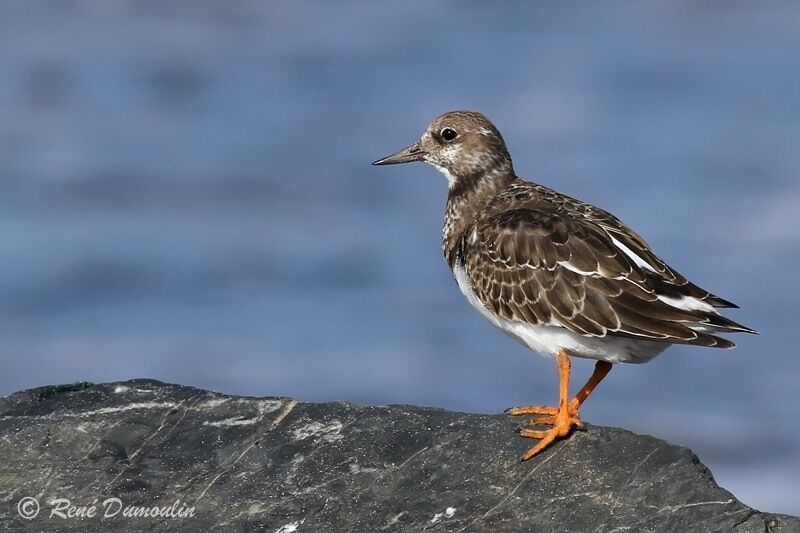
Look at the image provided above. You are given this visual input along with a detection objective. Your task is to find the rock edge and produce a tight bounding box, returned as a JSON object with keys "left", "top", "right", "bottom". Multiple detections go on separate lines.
{"left": 0, "top": 379, "right": 797, "bottom": 532}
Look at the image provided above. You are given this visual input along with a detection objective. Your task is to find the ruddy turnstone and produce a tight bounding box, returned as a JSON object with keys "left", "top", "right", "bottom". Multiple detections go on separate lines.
{"left": 373, "top": 110, "right": 756, "bottom": 460}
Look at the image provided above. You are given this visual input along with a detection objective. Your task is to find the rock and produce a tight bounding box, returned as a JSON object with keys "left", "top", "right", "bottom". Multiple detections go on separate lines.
{"left": 0, "top": 380, "right": 797, "bottom": 532}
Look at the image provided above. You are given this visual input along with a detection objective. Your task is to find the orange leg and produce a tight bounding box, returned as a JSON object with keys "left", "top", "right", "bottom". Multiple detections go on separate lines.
{"left": 508, "top": 352, "right": 613, "bottom": 460}
{"left": 572, "top": 360, "right": 612, "bottom": 410}
{"left": 505, "top": 349, "right": 574, "bottom": 424}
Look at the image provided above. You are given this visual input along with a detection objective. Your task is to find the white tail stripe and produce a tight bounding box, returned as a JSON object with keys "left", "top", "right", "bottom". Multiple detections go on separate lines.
{"left": 657, "top": 294, "right": 716, "bottom": 313}
{"left": 609, "top": 235, "right": 658, "bottom": 273}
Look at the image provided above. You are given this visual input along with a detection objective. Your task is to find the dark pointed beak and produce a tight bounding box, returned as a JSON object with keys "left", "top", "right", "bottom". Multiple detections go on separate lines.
{"left": 372, "top": 142, "right": 425, "bottom": 166}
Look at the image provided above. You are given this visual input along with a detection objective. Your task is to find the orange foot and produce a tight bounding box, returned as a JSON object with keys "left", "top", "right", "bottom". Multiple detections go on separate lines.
{"left": 506, "top": 352, "right": 613, "bottom": 461}
{"left": 505, "top": 401, "right": 579, "bottom": 424}
{"left": 511, "top": 400, "right": 581, "bottom": 460}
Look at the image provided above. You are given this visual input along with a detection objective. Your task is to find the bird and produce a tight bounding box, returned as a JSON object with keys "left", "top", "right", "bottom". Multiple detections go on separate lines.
{"left": 372, "top": 110, "right": 756, "bottom": 461}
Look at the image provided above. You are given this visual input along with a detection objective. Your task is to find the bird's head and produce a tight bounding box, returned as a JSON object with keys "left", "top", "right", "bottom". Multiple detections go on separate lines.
{"left": 373, "top": 110, "right": 513, "bottom": 186}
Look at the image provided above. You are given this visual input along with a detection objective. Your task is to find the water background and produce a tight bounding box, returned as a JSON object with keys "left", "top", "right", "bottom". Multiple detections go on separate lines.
{"left": 1, "top": 1, "right": 799, "bottom": 514}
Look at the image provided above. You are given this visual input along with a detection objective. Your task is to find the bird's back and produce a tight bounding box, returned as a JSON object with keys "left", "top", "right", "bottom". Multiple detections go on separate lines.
{"left": 450, "top": 177, "right": 754, "bottom": 359}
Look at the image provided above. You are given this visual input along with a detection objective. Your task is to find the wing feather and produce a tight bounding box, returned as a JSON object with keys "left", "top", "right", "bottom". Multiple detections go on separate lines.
{"left": 461, "top": 202, "right": 752, "bottom": 348}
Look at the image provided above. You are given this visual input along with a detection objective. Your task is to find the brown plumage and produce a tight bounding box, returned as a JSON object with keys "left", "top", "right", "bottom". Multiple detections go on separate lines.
{"left": 373, "top": 109, "right": 756, "bottom": 460}
{"left": 457, "top": 181, "right": 754, "bottom": 349}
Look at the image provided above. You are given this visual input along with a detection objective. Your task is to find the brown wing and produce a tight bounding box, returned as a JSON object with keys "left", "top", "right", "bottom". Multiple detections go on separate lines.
{"left": 461, "top": 207, "right": 751, "bottom": 347}
{"left": 587, "top": 210, "right": 739, "bottom": 308}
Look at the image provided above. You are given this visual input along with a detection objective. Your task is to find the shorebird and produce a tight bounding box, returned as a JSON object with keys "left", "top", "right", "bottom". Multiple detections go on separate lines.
{"left": 373, "top": 110, "right": 756, "bottom": 460}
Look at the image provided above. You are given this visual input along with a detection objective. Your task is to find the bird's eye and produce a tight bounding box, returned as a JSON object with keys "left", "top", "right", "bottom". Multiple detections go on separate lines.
{"left": 440, "top": 128, "right": 458, "bottom": 142}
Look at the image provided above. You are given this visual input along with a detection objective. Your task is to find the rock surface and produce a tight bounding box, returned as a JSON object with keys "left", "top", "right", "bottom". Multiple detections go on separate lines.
{"left": 0, "top": 380, "right": 797, "bottom": 532}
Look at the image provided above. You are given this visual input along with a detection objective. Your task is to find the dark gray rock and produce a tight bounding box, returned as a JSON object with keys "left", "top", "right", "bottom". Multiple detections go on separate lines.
{"left": 0, "top": 380, "right": 797, "bottom": 532}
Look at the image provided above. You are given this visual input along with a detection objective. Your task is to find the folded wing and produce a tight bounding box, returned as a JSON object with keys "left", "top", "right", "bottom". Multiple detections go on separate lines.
{"left": 461, "top": 206, "right": 755, "bottom": 348}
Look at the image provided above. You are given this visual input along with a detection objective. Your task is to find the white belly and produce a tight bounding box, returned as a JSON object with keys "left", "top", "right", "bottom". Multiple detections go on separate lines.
{"left": 452, "top": 263, "right": 669, "bottom": 364}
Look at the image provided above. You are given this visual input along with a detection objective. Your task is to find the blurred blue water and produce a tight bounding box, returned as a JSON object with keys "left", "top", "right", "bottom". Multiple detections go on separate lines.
{"left": 1, "top": 0, "right": 799, "bottom": 514}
